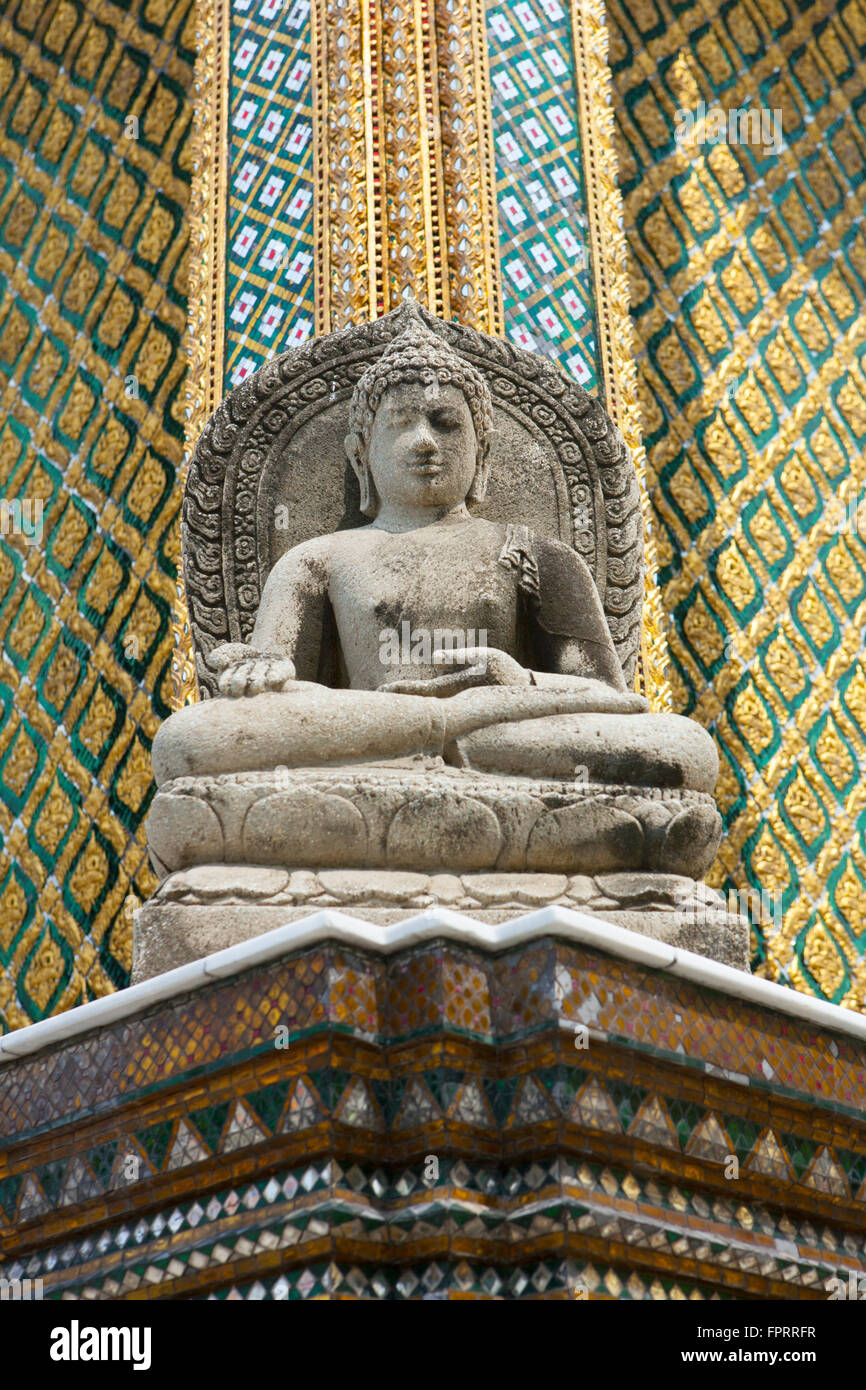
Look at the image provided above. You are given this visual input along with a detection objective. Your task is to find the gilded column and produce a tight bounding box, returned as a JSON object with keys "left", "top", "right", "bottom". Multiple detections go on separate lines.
{"left": 312, "top": 0, "right": 501, "bottom": 331}
{"left": 434, "top": 0, "right": 502, "bottom": 334}
{"left": 175, "top": 0, "right": 230, "bottom": 709}
{"left": 313, "top": 0, "right": 381, "bottom": 328}
{"left": 570, "top": 0, "right": 672, "bottom": 708}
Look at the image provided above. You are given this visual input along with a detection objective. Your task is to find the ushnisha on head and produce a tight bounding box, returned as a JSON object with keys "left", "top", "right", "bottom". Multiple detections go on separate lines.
{"left": 345, "top": 313, "right": 494, "bottom": 517}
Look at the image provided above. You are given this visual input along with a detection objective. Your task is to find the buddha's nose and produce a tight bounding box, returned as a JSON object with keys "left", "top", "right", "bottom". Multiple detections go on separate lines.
{"left": 410, "top": 427, "right": 438, "bottom": 461}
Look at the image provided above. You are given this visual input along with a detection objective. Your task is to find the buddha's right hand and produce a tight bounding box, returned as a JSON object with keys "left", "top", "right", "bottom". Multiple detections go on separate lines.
{"left": 380, "top": 646, "right": 531, "bottom": 696}
{"left": 208, "top": 643, "right": 297, "bottom": 698}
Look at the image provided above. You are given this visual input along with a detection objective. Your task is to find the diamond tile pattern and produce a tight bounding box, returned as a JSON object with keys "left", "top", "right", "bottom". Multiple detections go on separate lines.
{"left": 606, "top": 0, "right": 866, "bottom": 999}
{"left": 487, "top": 0, "right": 598, "bottom": 387}
{"left": 224, "top": 0, "right": 315, "bottom": 389}
{"left": 4, "top": 1150, "right": 864, "bottom": 1299}
{"left": 0, "top": 0, "right": 194, "bottom": 1035}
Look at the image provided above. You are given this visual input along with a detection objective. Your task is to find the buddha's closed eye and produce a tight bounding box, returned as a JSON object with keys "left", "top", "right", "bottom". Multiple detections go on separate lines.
{"left": 430, "top": 410, "right": 461, "bottom": 430}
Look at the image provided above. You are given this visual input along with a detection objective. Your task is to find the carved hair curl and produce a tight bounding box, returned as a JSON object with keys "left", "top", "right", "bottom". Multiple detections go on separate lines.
{"left": 345, "top": 319, "right": 494, "bottom": 516}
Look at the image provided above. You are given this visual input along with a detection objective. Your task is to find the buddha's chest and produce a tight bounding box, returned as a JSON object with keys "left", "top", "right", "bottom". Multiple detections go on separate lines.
{"left": 329, "top": 536, "right": 518, "bottom": 642}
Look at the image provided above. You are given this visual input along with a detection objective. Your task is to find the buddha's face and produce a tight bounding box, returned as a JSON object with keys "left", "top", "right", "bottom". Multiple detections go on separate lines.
{"left": 366, "top": 380, "right": 477, "bottom": 513}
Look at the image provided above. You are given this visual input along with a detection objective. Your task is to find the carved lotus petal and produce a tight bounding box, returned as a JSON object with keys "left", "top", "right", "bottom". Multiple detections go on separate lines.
{"left": 386, "top": 795, "right": 501, "bottom": 871}
{"left": 527, "top": 805, "right": 644, "bottom": 874}
{"left": 146, "top": 793, "right": 224, "bottom": 876}
{"left": 657, "top": 806, "right": 722, "bottom": 880}
{"left": 243, "top": 790, "right": 368, "bottom": 867}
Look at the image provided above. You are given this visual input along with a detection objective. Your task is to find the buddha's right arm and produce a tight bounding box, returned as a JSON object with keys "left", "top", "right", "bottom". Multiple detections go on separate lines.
{"left": 209, "top": 541, "right": 331, "bottom": 697}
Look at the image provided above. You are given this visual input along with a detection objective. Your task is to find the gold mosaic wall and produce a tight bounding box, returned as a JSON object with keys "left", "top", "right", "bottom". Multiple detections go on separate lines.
{"left": 607, "top": 0, "right": 866, "bottom": 1003}
{"left": 1, "top": 0, "right": 865, "bottom": 1033}
{"left": 0, "top": 0, "right": 193, "bottom": 1031}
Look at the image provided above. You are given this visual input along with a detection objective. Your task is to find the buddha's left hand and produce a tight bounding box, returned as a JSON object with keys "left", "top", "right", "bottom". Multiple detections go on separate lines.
{"left": 379, "top": 646, "right": 531, "bottom": 696}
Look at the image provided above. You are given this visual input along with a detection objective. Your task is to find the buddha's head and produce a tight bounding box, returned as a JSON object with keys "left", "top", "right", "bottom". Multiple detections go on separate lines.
{"left": 345, "top": 313, "right": 494, "bottom": 517}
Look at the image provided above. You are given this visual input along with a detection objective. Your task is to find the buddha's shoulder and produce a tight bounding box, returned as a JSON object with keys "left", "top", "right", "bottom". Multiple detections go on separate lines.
{"left": 268, "top": 532, "right": 334, "bottom": 581}
{"left": 497, "top": 526, "right": 595, "bottom": 590}
{"left": 532, "top": 531, "right": 595, "bottom": 578}
{"left": 495, "top": 522, "right": 578, "bottom": 562}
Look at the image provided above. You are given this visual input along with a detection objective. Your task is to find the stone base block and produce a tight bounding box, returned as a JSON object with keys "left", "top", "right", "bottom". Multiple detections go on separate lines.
{"left": 132, "top": 864, "right": 749, "bottom": 980}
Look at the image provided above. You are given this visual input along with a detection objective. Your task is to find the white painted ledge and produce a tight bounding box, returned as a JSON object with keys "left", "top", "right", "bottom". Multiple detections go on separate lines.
{"left": 1, "top": 905, "right": 864, "bottom": 1062}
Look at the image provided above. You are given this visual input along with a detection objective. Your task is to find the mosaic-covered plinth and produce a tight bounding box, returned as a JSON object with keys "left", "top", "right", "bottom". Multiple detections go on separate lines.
{"left": 2, "top": 921, "right": 865, "bottom": 1301}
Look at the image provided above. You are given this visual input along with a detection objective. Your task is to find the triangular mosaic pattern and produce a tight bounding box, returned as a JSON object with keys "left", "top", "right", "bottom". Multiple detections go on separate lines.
{"left": 6, "top": 1151, "right": 865, "bottom": 1300}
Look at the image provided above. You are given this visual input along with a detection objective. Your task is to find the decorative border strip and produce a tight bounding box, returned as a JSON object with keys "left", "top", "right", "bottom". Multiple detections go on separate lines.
{"left": 194, "top": 0, "right": 230, "bottom": 432}
{"left": 172, "top": 0, "right": 231, "bottom": 710}
{"left": 3, "top": 906, "right": 866, "bottom": 1065}
{"left": 6, "top": 1144, "right": 862, "bottom": 1299}
{"left": 310, "top": 0, "right": 329, "bottom": 334}
{"left": 569, "top": 0, "right": 670, "bottom": 707}
{"left": 448, "top": 0, "right": 503, "bottom": 335}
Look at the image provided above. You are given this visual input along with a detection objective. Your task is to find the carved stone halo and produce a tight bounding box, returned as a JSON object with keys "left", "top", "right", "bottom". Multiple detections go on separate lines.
{"left": 182, "top": 302, "right": 645, "bottom": 697}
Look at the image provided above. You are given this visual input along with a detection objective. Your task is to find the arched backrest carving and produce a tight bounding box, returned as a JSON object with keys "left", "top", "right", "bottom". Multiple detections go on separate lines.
{"left": 183, "top": 303, "right": 644, "bottom": 696}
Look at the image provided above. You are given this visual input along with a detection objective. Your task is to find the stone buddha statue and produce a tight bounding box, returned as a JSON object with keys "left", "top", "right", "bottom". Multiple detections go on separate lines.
{"left": 135, "top": 304, "right": 747, "bottom": 979}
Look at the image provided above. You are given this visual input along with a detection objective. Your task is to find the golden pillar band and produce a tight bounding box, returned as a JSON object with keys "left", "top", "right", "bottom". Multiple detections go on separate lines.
{"left": 311, "top": 0, "right": 502, "bottom": 333}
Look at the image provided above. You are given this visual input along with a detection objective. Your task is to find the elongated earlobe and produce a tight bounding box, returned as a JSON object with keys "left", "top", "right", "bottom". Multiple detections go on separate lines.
{"left": 358, "top": 464, "right": 378, "bottom": 516}
{"left": 468, "top": 450, "right": 490, "bottom": 505}
{"left": 345, "top": 431, "right": 378, "bottom": 516}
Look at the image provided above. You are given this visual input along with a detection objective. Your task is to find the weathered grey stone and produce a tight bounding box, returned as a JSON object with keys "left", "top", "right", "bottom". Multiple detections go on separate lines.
{"left": 243, "top": 789, "right": 368, "bottom": 866}
{"left": 286, "top": 870, "right": 324, "bottom": 900}
{"left": 655, "top": 804, "right": 723, "bottom": 879}
{"left": 163, "top": 865, "right": 290, "bottom": 900}
{"left": 460, "top": 872, "right": 568, "bottom": 904}
{"left": 131, "top": 878, "right": 750, "bottom": 981}
{"left": 428, "top": 874, "right": 465, "bottom": 903}
{"left": 568, "top": 875, "right": 595, "bottom": 902}
{"left": 461, "top": 874, "right": 519, "bottom": 903}
{"left": 183, "top": 301, "right": 645, "bottom": 693}
{"left": 318, "top": 870, "right": 429, "bottom": 902}
{"left": 136, "top": 303, "right": 743, "bottom": 975}
{"left": 146, "top": 794, "right": 224, "bottom": 872}
{"left": 385, "top": 793, "right": 502, "bottom": 870}
{"left": 594, "top": 872, "right": 695, "bottom": 907}
{"left": 527, "top": 804, "right": 644, "bottom": 873}
{"left": 514, "top": 875, "right": 570, "bottom": 904}
{"left": 455, "top": 712, "right": 718, "bottom": 790}
{"left": 149, "top": 765, "right": 721, "bottom": 877}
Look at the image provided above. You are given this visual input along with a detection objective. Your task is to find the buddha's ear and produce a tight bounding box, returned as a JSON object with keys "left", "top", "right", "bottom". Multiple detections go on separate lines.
{"left": 345, "top": 431, "right": 378, "bottom": 516}
{"left": 358, "top": 473, "right": 379, "bottom": 516}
